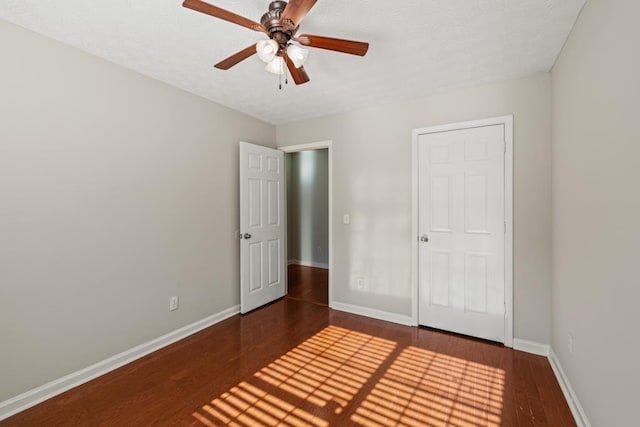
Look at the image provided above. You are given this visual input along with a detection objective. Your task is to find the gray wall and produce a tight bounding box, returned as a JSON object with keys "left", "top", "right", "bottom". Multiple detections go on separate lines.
{"left": 0, "top": 21, "right": 275, "bottom": 401}
{"left": 277, "top": 73, "right": 552, "bottom": 343}
{"left": 14, "top": 4, "right": 638, "bottom": 421}
{"left": 286, "top": 150, "right": 329, "bottom": 266}
{"left": 551, "top": 0, "right": 640, "bottom": 425}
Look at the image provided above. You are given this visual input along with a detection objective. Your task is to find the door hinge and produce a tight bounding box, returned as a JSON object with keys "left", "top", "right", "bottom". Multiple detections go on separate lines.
{"left": 504, "top": 221, "right": 507, "bottom": 234}
{"left": 504, "top": 301, "right": 507, "bottom": 317}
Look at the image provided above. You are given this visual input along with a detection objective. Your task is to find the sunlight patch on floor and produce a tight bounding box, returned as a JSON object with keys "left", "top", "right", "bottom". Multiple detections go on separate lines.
{"left": 192, "top": 325, "right": 396, "bottom": 426}
{"left": 351, "top": 346, "right": 505, "bottom": 427}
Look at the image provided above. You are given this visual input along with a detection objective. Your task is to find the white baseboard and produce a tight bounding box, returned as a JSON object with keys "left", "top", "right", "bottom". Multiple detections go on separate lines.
{"left": 330, "top": 301, "right": 414, "bottom": 326}
{"left": 288, "top": 259, "right": 329, "bottom": 269}
{"left": 548, "top": 349, "right": 591, "bottom": 427}
{"left": 513, "top": 338, "right": 550, "bottom": 356}
{"left": 0, "top": 305, "right": 240, "bottom": 421}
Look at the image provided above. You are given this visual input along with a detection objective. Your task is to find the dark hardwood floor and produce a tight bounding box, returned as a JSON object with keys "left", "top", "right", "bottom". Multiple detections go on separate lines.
{"left": 2, "top": 299, "right": 575, "bottom": 426}
{"left": 286, "top": 264, "right": 328, "bottom": 306}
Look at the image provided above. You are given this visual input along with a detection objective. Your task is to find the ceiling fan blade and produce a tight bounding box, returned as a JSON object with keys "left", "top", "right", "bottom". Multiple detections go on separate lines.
{"left": 214, "top": 44, "right": 257, "bottom": 70}
{"left": 280, "top": 0, "right": 318, "bottom": 30}
{"left": 183, "top": 0, "right": 267, "bottom": 33}
{"left": 284, "top": 54, "right": 310, "bottom": 85}
{"left": 297, "top": 34, "right": 369, "bottom": 56}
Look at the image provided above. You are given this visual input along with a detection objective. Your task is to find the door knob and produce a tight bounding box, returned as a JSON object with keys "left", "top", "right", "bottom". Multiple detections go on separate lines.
{"left": 420, "top": 235, "right": 429, "bottom": 242}
{"left": 243, "top": 233, "right": 252, "bottom": 239}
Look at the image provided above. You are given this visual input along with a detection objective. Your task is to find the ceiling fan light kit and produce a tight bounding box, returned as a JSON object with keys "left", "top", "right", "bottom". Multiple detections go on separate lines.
{"left": 286, "top": 43, "right": 309, "bottom": 68}
{"left": 256, "top": 39, "right": 279, "bottom": 63}
{"left": 265, "top": 56, "right": 286, "bottom": 75}
{"left": 182, "top": 0, "right": 370, "bottom": 86}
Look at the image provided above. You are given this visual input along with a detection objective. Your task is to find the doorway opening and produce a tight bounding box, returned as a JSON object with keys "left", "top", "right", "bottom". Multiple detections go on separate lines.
{"left": 282, "top": 142, "right": 333, "bottom": 306}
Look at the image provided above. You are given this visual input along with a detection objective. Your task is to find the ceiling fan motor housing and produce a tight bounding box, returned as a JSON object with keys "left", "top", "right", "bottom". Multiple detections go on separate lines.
{"left": 261, "top": 1, "right": 296, "bottom": 48}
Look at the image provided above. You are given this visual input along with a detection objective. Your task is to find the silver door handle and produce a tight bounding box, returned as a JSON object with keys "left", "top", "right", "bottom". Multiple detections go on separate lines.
{"left": 420, "top": 235, "right": 429, "bottom": 242}
{"left": 243, "top": 233, "right": 252, "bottom": 239}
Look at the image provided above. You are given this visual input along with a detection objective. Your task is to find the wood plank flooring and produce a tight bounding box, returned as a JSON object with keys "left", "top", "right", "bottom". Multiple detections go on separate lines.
{"left": 286, "top": 264, "right": 328, "bottom": 306}
{"left": 2, "top": 299, "right": 575, "bottom": 426}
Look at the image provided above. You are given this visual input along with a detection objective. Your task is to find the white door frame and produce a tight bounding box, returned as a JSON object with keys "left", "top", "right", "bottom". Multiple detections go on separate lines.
{"left": 279, "top": 141, "right": 334, "bottom": 306}
{"left": 411, "top": 116, "right": 513, "bottom": 347}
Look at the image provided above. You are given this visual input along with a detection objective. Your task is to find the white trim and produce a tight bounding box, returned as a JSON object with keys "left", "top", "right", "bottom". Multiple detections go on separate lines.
{"left": 411, "top": 115, "right": 514, "bottom": 346}
{"left": 287, "top": 259, "right": 329, "bottom": 269}
{"left": 279, "top": 140, "right": 333, "bottom": 305}
{"left": 331, "top": 302, "right": 414, "bottom": 326}
{"left": 279, "top": 141, "right": 332, "bottom": 152}
{"left": 548, "top": 349, "right": 591, "bottom": 427}
{"left": 513, "top": 339, "right": 550, "bottom": 356}
{"left": 503, "top": 117, "right": 514, "bottom": 348}
{"left": 411, "top": 137, "right": 420, "bottom": 327}
{"left": 0, "top": 305, "right": 240, "bottom": 421}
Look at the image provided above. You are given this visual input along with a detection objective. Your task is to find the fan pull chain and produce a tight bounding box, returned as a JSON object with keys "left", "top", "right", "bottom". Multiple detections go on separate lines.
{"left": 277, "top": 56, "right": 288, "bottom": 90}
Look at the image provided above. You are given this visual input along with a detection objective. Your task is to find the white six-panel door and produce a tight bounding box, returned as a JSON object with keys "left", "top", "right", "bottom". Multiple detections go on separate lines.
{"left": 239, "top": 142, "right": 285, "bottom": 314}
{"left": 418, "top": 125, "right": 506, "bottom": 342}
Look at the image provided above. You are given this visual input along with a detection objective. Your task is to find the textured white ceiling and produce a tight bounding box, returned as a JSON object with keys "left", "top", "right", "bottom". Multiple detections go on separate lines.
{"left": 0, "top": 0, "right": 585, "bottom": 124}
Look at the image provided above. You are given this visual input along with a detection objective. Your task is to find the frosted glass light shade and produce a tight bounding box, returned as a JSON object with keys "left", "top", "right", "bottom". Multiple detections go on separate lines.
{"left": 256, "top": 39, "right": 278, "bottom": 63}
{"left": 265, "top": 56, "right": 285, "bottom": 75}
{"left": 286, "top": 44, "right": 309, "bottom": 68}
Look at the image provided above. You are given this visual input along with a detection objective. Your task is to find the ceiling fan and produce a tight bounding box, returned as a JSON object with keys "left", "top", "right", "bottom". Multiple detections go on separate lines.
{"left": 182, "top": 0, "right": 370, "bottom": 85}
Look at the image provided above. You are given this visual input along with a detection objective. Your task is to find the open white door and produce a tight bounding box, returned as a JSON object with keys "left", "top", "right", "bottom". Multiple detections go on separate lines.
{"left": 418, "top": 124, "right": 506, "bottom": 342}
{"left": 239, "top": 142, "right": 285, "bottom": 314}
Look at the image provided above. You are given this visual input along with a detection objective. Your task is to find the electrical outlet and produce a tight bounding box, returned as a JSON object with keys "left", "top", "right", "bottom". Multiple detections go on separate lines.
{"left": 169, "top": 296, "right": 179, "bottom": 312}
{"left": 568, "top": 333, "right": 574, "bottom": 354}
{"left": 343, "top": 214, "right": 350, "bottom": 225}
{"left": 357, "top": 278, "right": 365, "bottom": 290}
